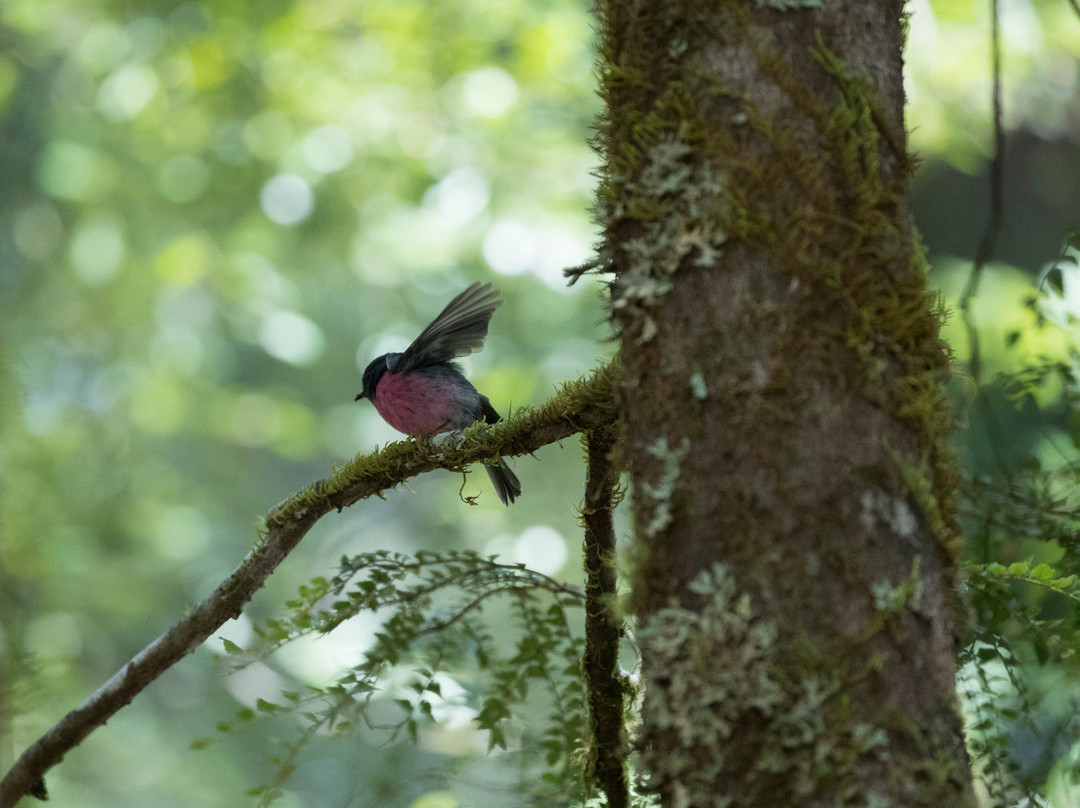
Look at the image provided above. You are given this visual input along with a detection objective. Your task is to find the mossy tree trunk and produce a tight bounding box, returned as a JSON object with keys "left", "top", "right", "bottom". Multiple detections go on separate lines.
{"left": 593, "top": 1, "right": 977, "bottom": 805}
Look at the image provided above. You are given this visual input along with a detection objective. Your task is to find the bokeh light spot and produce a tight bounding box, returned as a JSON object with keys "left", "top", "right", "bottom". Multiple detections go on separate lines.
{"left": 187, "top": 39, "right": 231, "bottom": 91}
{"left": 71, "top": 215, "right": 125, "bottom": 286}
{"left": 97, "top": 63, "right": 159, "bottom": 121}
{"left": 423, "top": 167, "right": 490, "bottom": 228}
{"left": 37, "top": 141, "right": 116, "bottom": 201}
{"left": 154, "top": 506, "right": 211, "bottom": 561}
{"left": 244, "top": 110, "right": 294, "bottom": 161}
{"left": 513, "top": 526, "right": 568, "bottom": 576}
{"left": 396, "top": 112, "right": 445, "bottom": 159}
{"left": 155, "top": 232, "right": 214, "bottom": 285}
{"left": 260, "top": 173, "right": 314, "bottom": 225}
{"left": 26, "top": 613, "right": 83, "bottom": 661}
{"left": 258, "top": 309, "right": 325, "bottom": 365}
{"left": 408, "top": 792, "right": 460, "bottom": 808}
{"left": 461, "top": 67, "right": 520, "bottom": 119}
{"left": 262, "top": 49, "right": 306, "bottom": 93}
{"left": 302, "top": 125, "right": 354, "bottom": 173}
{"left": 76, "top": 23, "right": 131, "bottom": 74}
{"left": 482, "top": 219, "right": 536, "bottom": 276}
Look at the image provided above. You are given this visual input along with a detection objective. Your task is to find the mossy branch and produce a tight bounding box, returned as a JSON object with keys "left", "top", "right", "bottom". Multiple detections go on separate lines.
{"left": 0, "top": 360, "right": 621, "bottom": 808}
{"left": 581, "top": 423, "right": 629, "bottom": 808}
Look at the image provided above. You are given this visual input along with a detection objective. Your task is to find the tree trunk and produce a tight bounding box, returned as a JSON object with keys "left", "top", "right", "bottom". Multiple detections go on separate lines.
{"left": 594, "top": 1, "right": 977, "bottom": 805}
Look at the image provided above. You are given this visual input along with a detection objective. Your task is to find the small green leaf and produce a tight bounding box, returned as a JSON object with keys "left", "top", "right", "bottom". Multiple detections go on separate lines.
{"left": 190, "top": 738, "right": 213, "bottom": 750}
{"left": 221, "top": 638, "right": 244, "bottom": 654}
{"left": 1030, "top": 563, "right": 1055, "bottom": 581}
{"left": 1007, "top": 561, "right": 1031, "bottom": 576}
{"left": 487, "top": 725, "right": 507, "bottom": 751}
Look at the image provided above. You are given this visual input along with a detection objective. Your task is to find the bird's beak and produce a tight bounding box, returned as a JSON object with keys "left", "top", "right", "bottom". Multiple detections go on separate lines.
{"left": 354, "top": 393, "right": 365, "bottom": 401}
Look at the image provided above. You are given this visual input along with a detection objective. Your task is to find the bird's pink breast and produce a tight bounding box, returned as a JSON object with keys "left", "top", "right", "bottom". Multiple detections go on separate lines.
{"left": 373, "top": 372, "right": 462, "bottom": 436}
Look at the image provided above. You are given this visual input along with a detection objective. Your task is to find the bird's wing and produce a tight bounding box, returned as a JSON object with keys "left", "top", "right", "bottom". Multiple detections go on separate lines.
{"left": 395, "top": 282, "right": 503, "bottom": 373}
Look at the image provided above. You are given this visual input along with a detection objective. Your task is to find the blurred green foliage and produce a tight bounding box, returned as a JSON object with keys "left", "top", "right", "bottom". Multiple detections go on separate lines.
{"left": 1, "top": 0, "right": 1079, "bottom": 805}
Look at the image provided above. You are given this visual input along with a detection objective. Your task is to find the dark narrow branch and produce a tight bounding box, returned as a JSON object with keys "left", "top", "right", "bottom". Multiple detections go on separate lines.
{"left": 958, "top": 0, "right": 1005, "bottom": 317}
{"left": 581, "top": 423, "right": 628, "bottom": 808}
{"left": 0, "top": 362, "right": 621, "bottom": 808}
{"left": 958, "top": 0, "right": 1010, "bottom": 477}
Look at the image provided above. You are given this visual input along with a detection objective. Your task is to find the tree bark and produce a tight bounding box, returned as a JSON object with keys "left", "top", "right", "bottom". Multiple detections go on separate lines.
{"left": 594, "top": 1, "right": 976, "bottom": 805}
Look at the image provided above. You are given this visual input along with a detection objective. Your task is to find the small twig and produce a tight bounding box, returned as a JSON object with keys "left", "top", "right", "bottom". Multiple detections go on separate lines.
{"left": 0, "top": 362, "right": 621, "bottom": 808}
{"left": 564, "top": 257, "right": 609, "bottom": 286}
{"left": 581, "top": 423, "right": 629, "bottom": 808}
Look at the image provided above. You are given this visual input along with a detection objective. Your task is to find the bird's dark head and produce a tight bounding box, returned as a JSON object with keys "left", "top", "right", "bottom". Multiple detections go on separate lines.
{"left": 355, "top": 352, "right": 402, "bottom": 401}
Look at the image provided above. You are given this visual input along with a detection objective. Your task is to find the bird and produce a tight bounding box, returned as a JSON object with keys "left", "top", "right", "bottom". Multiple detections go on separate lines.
{"left": 354, "top": 282, "right": 522, "bottom": 505}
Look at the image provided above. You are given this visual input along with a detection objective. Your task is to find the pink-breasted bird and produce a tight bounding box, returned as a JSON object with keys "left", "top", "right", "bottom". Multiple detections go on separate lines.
{"left": 354, "top": 282, "right": 522, "bottom": 505}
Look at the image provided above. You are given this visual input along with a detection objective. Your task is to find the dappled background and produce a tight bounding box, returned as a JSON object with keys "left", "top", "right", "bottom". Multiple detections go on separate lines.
{"left": 2, "top": 0, "right": 1079, "bottom": 806}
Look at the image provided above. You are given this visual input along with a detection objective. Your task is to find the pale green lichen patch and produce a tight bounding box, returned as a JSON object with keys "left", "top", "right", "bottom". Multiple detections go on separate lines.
{"left": 603, "top": 126, "right": 730, "bottom": 343}
{"left": 638, "top": 564, "right": 892, "bottom": 807}
{"left": 872, "top": 556, "right": 924, "bottom": 614}
{"left": 860, "top": 487, "right": 918, "bottom": 543}
{"left": 638, "top": 564, "right": 783, "bottom": 804}
{"left": 640, "top": 436, "right": 690, "bottom": 538}
{"left": 689, "top": 371, "right": 708, "bottom": 400}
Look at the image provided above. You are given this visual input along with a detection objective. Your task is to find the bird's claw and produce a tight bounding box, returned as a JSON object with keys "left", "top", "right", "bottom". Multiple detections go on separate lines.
{"left": 431, "top": 430, "right": 466, "bottom": 449}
